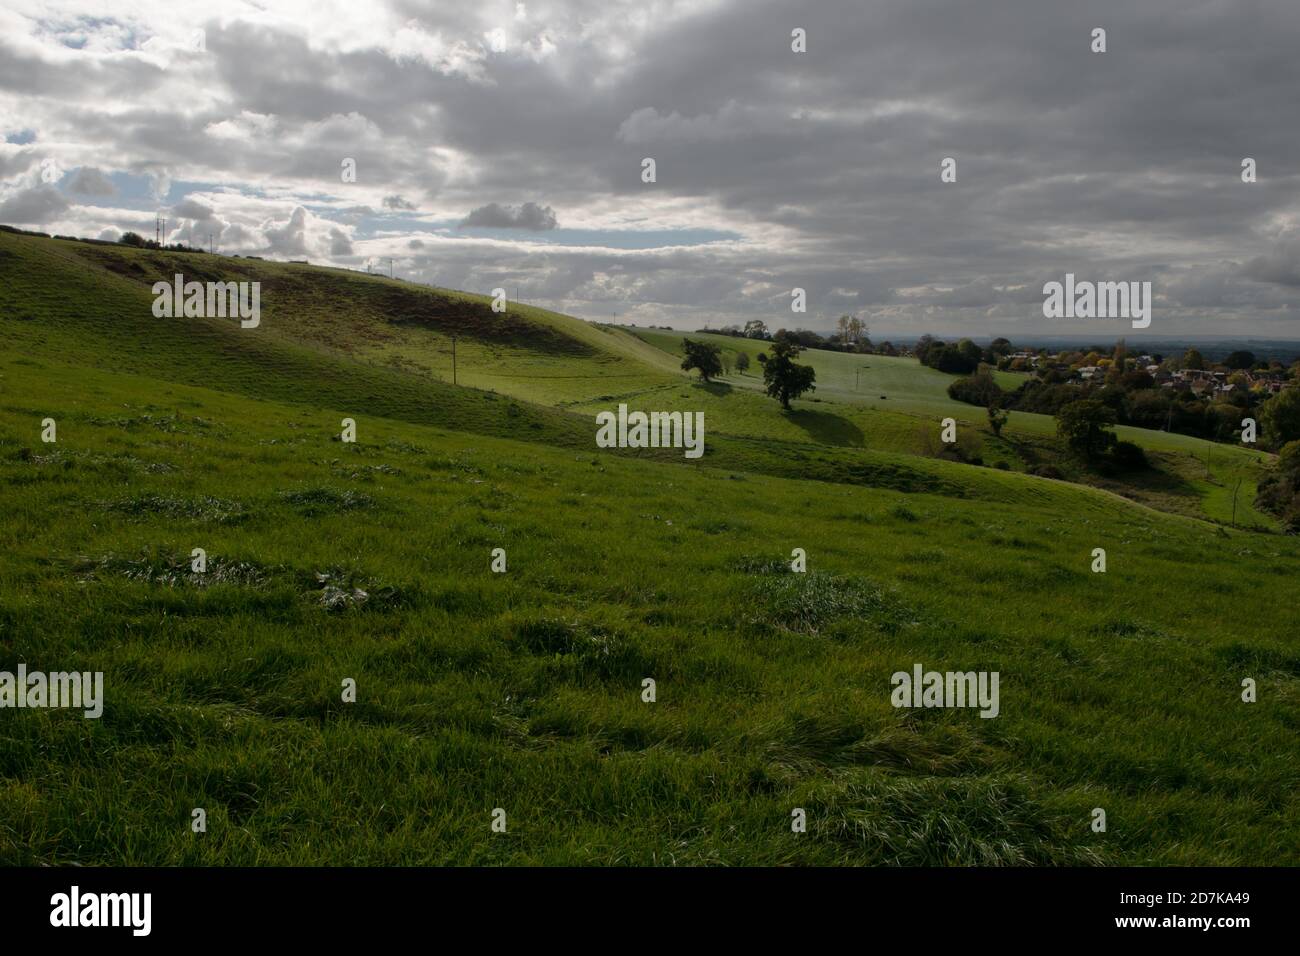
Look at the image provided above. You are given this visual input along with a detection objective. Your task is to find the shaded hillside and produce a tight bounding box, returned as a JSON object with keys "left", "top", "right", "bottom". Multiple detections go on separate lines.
{"left": 0, "top": 230, "right": 1278, "bottom": 527}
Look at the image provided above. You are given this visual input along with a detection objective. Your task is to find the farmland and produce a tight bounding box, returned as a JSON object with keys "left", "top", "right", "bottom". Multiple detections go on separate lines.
{"left": 1, "top": 232, "right": 1297, "bottom": 865}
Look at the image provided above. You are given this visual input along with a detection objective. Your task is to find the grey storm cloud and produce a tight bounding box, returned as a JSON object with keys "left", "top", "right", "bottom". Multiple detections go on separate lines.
{"left": 329, "top": 226, "right": 354, "bottom": 256}
{"left": 172, "top": 198, "right": 215, "bottom": 220}
{"left": 65, "top": 166, "right": 116, "bottom": 197}
{"left": 263, "top": 206, "right": 311, "bottom": 257}
{"left": 0, "top": 185, "right": 70, "bottom": 224}
{"left": 2, "top": 0, "right": 1300, "bottom": 335}
{"left": 1242, "top": 241, "right": 1300, "bottom": 289}
{"left": 459, "top": 202, "right": 558, "bottom": 231}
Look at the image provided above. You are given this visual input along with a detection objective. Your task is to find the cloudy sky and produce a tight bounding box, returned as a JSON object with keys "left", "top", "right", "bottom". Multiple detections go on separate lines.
{"left": 2, "top": 0, "right": 1299, "bottom": 338}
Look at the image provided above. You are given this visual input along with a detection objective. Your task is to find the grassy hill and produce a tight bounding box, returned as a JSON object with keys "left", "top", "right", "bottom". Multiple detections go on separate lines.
{"left": 4, "top": 231, "right": 1270, "bottom": 526}
{"left": 1, "top": 231, "right": 1297, "bottom": 865}
{"left": 626, "top": 328, "right": 1278, "bottom": 529}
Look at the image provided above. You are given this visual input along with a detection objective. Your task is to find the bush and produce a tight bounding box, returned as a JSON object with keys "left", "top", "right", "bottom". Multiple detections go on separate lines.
{"left": 1255, "top": 439, "right": 1300, "bottom": 526}
{"left": 947, "top": 370, "right": 1004, "bottom": 408}
{"left": 1030, "top": 464, "right": 1063, "bottom": 480}
{"left": 922, "top": 424, "right": 982, "bottom": 464}
{"left": 1284, "top": 497, "right": 1300, "bottom": 534}
{"left": 1109, "top": 440, "right": 1147, "bottom": 471}
{"left": 118, "top": 231, "right": 159, "bottom": 249}
{"left": 994, "top": 460, "right": 1010, "bottom": 470}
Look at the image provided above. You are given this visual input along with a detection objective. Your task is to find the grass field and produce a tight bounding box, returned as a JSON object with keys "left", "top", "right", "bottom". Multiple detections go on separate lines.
{"left": 1, "top": 232, "right": 1297, "bottom": 865}
{"left": 626, "top": 329, "right": 1277, "bottom": 528}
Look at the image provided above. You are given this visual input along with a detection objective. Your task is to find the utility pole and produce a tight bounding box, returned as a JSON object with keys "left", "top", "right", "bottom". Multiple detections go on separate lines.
{"left": 389, "top": 258, "right": 394, "bottom": 279}
{"left": 155, "top": 214, "right": 167, "bottom": 246}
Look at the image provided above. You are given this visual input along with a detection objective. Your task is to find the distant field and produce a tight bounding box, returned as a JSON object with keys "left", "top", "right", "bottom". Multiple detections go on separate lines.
{"left": 2, "top": 231, "right": 1297, "bottom": 866}
{"left": 630, "top": 327, "right": 1029, "bottom": 416}
{"left": 626, "top": 328, "right": 1277, "bottom": 529}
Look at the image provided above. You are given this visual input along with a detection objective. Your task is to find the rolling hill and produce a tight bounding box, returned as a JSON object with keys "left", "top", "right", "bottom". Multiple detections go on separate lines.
{"left": 1, "top": 230, "right": 1297, "bottom": 866}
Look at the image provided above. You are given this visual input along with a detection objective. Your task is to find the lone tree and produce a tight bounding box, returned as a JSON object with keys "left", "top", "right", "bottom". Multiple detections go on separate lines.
{"left": 761, "top": 331, "right": 817, "bottom": 409}
{"left": 1056, "top": 399, "right": 1117, "bottom": 461}
{"left": 987, "top": 403, "right": 1009, "bottom": 437}
{"left": 735, "top": 351, "right": 750, "bottom": 373}
{"left": 681, "top": 339, "right": 723, "bottom": 381}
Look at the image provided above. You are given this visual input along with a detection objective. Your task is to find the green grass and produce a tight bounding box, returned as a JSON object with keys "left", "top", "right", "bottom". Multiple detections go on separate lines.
{"left": 627, "top": 328, "right": 1278, "bottom": 529}
{"left": 1, "top": 232, "right": 1297, "bottom": 865}
{"left": 632, "top": 327, "right": 1031, "bottom": 416}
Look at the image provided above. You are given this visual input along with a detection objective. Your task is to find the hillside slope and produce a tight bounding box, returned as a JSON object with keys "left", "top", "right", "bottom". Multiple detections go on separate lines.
{"left": 627, "top": 328, "right": 1279, "bottom": 528}
{"left": 3, "top": 230, "right": 1220, "bottom": 516}
{"left": 3, "top": 346, "right": 1298, "bottom": 865}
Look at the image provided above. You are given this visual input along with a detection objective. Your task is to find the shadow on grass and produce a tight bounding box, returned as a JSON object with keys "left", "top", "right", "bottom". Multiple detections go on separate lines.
{"left": 784, "top": 407, "right": 865, "bottom": 447}
{"left": 691, "top": 380, "right": 733, "bottom": 397}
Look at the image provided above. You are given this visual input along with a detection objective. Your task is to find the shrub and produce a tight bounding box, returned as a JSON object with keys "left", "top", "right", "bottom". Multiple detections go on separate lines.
{"left": 987, "top": 404, "right": 1009, "bottom": 436}
{"left": 947, "top": 370, "right": 1004, "bottom": 408}
{"left": 1255, "top": 439, "right": 1300, "bottom": 526}
{"left": 1283, "top": 497, "right": 1300, "bottom": 534}
{"left": 1109, "top": 440, "right": 1147, "bottom": 471}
